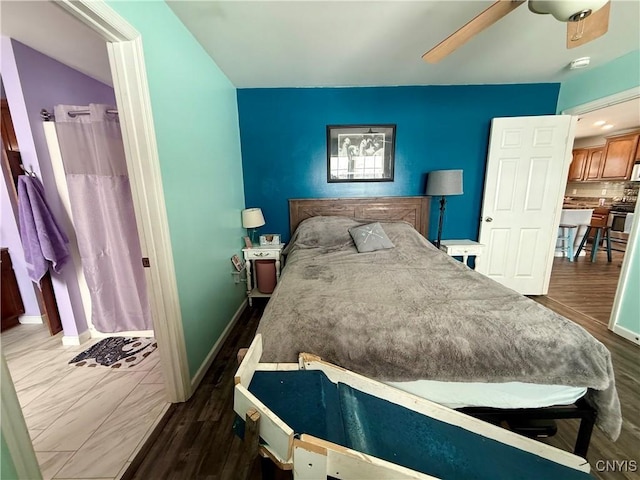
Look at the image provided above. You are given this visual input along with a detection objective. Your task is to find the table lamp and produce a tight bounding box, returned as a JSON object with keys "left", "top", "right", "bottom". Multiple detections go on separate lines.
{"left": 425, "top": 169, "right": 463, "bottom": 249}
{"left": 242, "top": 208, "right": 265, "bottom": 245}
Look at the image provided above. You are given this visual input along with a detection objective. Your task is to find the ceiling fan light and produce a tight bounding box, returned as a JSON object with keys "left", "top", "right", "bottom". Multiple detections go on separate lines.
{"left": 528, "top": 0, "right": 608, "bottom": 22}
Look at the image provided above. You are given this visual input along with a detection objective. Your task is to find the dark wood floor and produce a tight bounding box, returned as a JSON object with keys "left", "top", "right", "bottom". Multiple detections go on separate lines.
{"left": 124, "top": 301, "right": 267, "bottom": 480}
{"left": 546, "top": 249, "right": 626, "bottom": 326}
{"left": 128, "top": 269, "right": 638, "bottom": 479}
{"left": 535, "top": 249, "right": 639, "bottom": 480}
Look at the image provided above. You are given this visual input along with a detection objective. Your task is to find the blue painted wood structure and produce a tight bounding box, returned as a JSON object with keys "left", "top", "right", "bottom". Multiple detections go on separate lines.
{"left": 240, "top": 370, "right": 593, "bottom": 479}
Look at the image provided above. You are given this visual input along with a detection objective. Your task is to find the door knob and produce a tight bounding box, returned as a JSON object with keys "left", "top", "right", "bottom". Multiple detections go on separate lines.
{"left": 486, "top": 217, "right": 493, "bottom": 222}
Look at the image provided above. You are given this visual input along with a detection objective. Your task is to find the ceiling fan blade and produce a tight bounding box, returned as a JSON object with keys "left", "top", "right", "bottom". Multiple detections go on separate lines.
{"left": 566, "top": 1, "right": 610, "bottom": 48}
{"left": 422, "top": 0, "right": 525, "bottom": 63}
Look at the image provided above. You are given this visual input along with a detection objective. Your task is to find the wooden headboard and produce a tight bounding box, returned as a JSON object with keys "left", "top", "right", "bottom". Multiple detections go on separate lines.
{"left": 289, "top": 196, "right": 430, "bottom": 237}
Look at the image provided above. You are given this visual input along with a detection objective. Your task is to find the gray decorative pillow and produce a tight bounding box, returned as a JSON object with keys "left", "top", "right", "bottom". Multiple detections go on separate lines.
{"left": 348, "top": 222, "right": 395, "bottom": 253}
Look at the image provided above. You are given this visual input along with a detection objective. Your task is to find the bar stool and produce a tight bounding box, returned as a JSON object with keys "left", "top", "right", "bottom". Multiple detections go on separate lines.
{"left": 557, "top": 224, "right": 577, "bottom": 262}
{"left": 574, "top": 225, "right": 612, "bottom": 263}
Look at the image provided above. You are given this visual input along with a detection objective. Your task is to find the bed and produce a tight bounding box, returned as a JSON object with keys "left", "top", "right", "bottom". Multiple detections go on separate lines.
{"left": 254, "top": 196, "right": 621, "bottom": 455}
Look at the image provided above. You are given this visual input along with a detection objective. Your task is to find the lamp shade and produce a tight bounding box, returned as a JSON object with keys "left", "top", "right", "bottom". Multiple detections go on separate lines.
{"left": 425, "top": 169, "right": 463, "bottom": 196}
{"left": 242, "top": 208, "right": 265, "bottom": 228}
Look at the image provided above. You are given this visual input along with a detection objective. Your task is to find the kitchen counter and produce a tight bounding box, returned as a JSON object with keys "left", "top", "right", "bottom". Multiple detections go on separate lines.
{"left": 562, "top": 203, "right": 608, "bottom": 209}
{"left": 563, "top": 197, "right": 615, "bottom": 210}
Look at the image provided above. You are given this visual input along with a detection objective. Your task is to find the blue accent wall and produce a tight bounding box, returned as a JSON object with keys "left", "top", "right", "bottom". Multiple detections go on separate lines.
{"left": 238, "top": 85, "right": 560, "bottom": 242}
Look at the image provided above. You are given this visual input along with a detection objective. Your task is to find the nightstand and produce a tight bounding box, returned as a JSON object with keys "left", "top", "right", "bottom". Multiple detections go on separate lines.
{"left": 242, "top": 244, "right": 284, "bottom": 306}
{"left": 439, "top": 240, "right": 485, "bottom": 267}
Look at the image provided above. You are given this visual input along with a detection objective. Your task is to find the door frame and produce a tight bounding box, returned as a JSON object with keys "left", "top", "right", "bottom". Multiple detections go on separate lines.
{"left": 55, "top": 0, "right": 191, "bottom": 400}
{"left": 2, "top": 1, "right": 191, "bottom": 477}
{"left": 561, "top": 86, "right": 640, "bottom": 337}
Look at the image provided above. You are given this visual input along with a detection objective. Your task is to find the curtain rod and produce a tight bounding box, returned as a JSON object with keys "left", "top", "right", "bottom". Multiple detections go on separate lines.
{"left": 68, "top": 109, "right": 118, "bottom": 117}
{"left": 39, "top": 108, "right": 118, "bottom": 121}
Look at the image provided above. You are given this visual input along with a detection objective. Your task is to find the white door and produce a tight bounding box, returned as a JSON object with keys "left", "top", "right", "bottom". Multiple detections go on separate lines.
{"left": 475, "top": 115, "right": 577, "bottom": 295}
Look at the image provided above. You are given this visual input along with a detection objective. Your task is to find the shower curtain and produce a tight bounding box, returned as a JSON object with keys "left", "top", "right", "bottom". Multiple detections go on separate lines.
{"left": 53, "top": 104, "right": 151, "bottom": 332}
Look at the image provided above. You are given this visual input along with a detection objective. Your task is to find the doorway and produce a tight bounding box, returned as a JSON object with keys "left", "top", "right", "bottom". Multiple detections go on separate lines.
{"left": 548, "top": 94, "right": 640, "bottom": 329}
{"left": 1, "top": 40, "right": 168, "bottom": 479}
{"left": 1, "top": 1, "right": 191, "bottom": 477}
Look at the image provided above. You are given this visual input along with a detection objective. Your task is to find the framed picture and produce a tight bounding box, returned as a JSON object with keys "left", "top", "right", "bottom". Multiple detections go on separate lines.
{"left": 243, "top": 236, "right": 253, "bottom": 248}
{"left": 259, "top": 234, "right": 281, "bottom": 246}
{"left": 327, "top": 125, "right": 396, "bottom": 183}
{"left": 231, "top": 254, "right": 244, "bottom": 271}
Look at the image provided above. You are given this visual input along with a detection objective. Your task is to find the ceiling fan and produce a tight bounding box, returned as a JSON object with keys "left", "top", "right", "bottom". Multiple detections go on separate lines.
{"left": 422, "top": 0, "right": 611, "bottom": 63}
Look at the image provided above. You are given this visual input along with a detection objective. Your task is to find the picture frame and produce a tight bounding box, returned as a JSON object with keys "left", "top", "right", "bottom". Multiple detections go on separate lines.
{"left": 327, "top": 124, "right": 396, "bottom": 183}
{"left": 259, "top": 234, "right": 281, "bottom": 246}
{"left": 243, "top": 236, "right": 253, "bottom": 248}
{"left": 231, "top": 254, "right": 244, "bottom": 271}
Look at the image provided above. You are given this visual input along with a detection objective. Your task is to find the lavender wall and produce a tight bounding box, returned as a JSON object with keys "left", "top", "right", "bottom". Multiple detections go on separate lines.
{"left": 0, "top": 38, "right": 116, "bottom": 336}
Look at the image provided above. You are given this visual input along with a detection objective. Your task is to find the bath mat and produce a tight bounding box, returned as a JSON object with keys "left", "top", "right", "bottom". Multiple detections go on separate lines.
{"left": 69, "top": 337, "right": 157, "bottom": 368}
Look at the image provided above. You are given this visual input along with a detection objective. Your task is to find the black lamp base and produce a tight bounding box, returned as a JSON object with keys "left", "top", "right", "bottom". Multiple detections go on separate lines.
{"left": 435, "top": 196, "right": 446, "bottom": 249}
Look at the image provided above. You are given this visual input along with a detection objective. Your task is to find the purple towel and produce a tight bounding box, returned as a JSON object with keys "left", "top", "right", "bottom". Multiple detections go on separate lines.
{"left": 17, "top": 175, "right": 70, "bottom": 283}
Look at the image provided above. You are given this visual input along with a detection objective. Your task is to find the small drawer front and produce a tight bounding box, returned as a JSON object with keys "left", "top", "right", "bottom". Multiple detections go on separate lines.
{"left": 447, "top": 246, "right": 483, "bottom": 256}
{"left": 245, "top": 250, "right": 278, "bottom": 260}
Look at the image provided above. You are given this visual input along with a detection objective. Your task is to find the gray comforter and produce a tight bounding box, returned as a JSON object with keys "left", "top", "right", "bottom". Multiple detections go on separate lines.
{"left": 256, "top": 216, "right": 621, "bottom": 440}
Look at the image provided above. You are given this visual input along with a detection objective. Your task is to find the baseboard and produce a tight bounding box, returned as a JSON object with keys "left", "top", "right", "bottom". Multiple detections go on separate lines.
{"left": 62, "top": 329, "right": 92, "bottom": 346}
{"left": 611, "top": 324, "right": 640, "bottom": 346}
{"left": 18, "top": 315, "right": 44, "bottom": 324}
{"left": 190, "top": 299, "right": 248, "bottom": 392}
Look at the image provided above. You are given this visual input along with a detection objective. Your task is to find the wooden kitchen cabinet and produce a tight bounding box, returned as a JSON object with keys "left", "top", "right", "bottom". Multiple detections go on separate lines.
{"left": 600, "top": 132, "right": 639, "bottom": 180}
{"left": 569, "top": 147, "right": 604, "bottom": 181}
{"left": 584, "top": 147, "right": 604, "bottom": 180}
{"left": 568, "top": 148, "right": 588, "bottom": 181}
{"left": 569, "top": 131, "right": 639, "bottom": 182}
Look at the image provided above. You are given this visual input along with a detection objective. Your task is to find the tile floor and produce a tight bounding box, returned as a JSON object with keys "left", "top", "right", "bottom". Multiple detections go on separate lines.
{"left": 1, "top": 324, "right": 170, "bottom": 480}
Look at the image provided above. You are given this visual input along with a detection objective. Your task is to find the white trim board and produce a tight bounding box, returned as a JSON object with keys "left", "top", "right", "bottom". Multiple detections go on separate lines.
{"left": 62, "top": 329, "right": 92, "bottom": 346}
{"left": 561, "top": 86, "right": 640, "bottom": 116}
{"left": 18, "top": 315, "right": 44, "bottom": 325}
{"left": 107, "top": 36, "right": 190, "bottom": 402}
{"left": 191, "top": 299, "right": 248, "bottom": 392}
{"left": 612, "top": 325, "right": 640, "bottom": 347}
